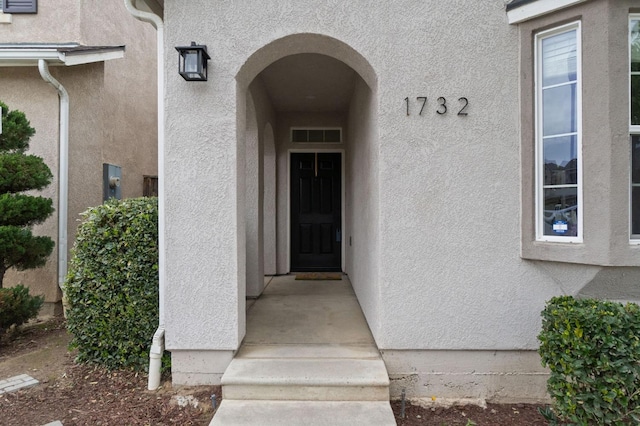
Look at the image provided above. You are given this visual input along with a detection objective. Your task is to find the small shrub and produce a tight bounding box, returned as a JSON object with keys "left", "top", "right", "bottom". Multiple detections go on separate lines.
{"left": 0, "top": 284, "right": 44, "bottom": 335}
{"left": 538, "top": 296, "right": 640, "bottom": 425}
{"left": 64, "top": 197, "right": 160, "bottom": 371}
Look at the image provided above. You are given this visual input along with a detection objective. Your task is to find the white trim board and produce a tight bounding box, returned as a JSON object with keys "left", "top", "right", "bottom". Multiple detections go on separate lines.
{"left": 507, "top": 0, "right": 588, "bottom": 24}
{"left": 0, "top": 46, "right": 124, "bottom": 67}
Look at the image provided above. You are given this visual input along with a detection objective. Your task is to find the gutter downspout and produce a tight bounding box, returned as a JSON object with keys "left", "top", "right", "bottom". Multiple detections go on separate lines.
{"left": 123, "top": 0, "right": 165, "bottom": 392}
{"left": 38, "top": 60, "right": 69, "bottom": 292}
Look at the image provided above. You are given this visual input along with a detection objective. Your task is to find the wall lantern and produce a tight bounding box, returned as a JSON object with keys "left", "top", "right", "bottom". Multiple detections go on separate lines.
{"left": 175, "top": 41, "right": 211, "bottom": 81}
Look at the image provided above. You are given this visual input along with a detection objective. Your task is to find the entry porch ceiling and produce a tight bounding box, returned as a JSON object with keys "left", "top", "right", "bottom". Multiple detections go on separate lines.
{"left": 259, "top": 53, "right": 356, "bottom": 113}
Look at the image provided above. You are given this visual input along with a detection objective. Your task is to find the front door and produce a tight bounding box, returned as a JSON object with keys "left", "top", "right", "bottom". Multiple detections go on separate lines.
{"left": 290, "top": 152, "right": 342, "bottom": 271}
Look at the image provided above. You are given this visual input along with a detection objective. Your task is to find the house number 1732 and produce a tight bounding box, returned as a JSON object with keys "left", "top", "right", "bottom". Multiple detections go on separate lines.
{"left": 404, "top": 96, "right": 469, "bottom": 116}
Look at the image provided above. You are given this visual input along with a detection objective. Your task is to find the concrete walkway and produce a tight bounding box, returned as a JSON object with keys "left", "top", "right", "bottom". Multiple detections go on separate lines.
{"left": 211, "top": 275, "right": 396, "bottom": 425}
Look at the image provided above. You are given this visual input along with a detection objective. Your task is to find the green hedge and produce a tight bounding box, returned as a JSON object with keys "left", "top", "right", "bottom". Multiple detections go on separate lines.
{"left": 0, "top": 284, "right": 43, "bottom": 337}
{"left": 538, "top": 296, "right": 640, "bottom": 425}
{"left": 64, "top": 197, "right": 160, "bottom": 371}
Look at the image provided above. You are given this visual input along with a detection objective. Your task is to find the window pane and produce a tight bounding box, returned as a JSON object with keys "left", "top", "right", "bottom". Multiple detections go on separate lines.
{"left": 543, "top": 83, "right": 577, "bottom": 136}
{"left": 632, "top": 76, "right": 640, "bottom": 125}
{"left": 324, "top": 129, "right": 341, "bottom": 143}
{"left": 292, "top": 129, "right": 307, "bottom": 142}
{"left": 542, "top": 30, "right": 577, "bottom": 87}
{"left": 544, "top": 135, "right": 577, "bottom": 185}
{"left": 633, "top": 186, "right": 640, "bottom": 235}
{"left": 543, "top": 187, "right": 578, "bottom": 237}
{"left": 308, "top": 130, "right": 323, "bottom": 142}
{"left": 633, "top": 136, "right": 640, "bottom": 236}
{"left": 633, "top": 135, "right": 640, "bottom": 183}
{"left": 631, "top": 20, "right": 640, "bottom": 72}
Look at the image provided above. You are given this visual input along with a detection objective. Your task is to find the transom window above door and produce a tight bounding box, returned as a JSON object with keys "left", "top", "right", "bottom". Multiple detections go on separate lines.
{"left": 291, "top": 128, "right": 342, "bottom": 144}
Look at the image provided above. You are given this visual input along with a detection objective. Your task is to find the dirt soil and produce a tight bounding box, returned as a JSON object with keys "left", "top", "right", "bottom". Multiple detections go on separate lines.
{"left": 0, "top": 318, "right": 549, "bottom": 425}
{"left": 0, "top": 318, "right": 218, "bottom": 425}
{"left": 391, "top": 400, "right": 548, "bottom": 425}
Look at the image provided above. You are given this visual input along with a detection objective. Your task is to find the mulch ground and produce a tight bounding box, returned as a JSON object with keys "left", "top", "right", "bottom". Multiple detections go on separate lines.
{"left": 391, "top": 400, "right": 548, "bottom": 425}
{"left": 0, "top": 318, "right": 550, "bottom": 425}
{"left": 0, "top": 362, "right": 219, "bottom": 425}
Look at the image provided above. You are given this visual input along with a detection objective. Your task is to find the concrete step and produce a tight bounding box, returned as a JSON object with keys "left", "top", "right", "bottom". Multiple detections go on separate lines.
{"left": 209, "top": 400, "right": 397, "bottom": 426}
{"left": 221, "top": 357, "right": 390, "bottom": 401}
{"left": 236, "top": 343, "right": 382, "bottom": 359}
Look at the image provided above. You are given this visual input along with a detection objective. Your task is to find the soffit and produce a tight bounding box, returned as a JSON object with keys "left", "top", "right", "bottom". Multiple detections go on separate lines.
{"left": 259, "top": 53, "right": 356, "bottom": 113}
{"left": 0, "top": 43, "right": 125, "bottom": 67}
{"left": 507, "top": 0, "right": 590, "bottom": 24}
{"left": 136, "top": 0, "right": 163, "bottom": 18}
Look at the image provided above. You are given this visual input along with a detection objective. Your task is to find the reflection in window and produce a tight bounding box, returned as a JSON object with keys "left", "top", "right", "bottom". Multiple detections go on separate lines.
{"left": 631, "top": 18, "right": 640, "bottom": 239}
{"left": 536, "top": 23, "right": 581, "bottom": 240}
{"left": 631, "top": 19, "right": 640, "bottom": 126}
{"left": 631, "top": 136, "right": 640, "bottom": 236}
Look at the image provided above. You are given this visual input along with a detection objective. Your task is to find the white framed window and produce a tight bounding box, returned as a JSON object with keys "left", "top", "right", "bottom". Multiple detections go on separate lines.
{"left": 630, "top": 16, "right": 640, "bottom": 241}
{"left": 291, "top": 127, "right": 342, "bottom": 144}
{"left": 535, "top": 22, "right": 582, "bottom": 242}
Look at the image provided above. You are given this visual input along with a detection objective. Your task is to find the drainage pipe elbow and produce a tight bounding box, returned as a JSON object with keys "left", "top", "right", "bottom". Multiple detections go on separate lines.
{"left": 148, "top": 327, "right": 165, "bottom": 390}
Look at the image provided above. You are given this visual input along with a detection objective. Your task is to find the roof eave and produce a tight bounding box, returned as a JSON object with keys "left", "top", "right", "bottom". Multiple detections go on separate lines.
{"left": 62, "top": 48, "right": 125, "bottom": 66}
{"left": 0, "top": 46, "right": 125, "bottom": 67}
{"left": 507, "top": 0, "right": 589, "bottom": 24}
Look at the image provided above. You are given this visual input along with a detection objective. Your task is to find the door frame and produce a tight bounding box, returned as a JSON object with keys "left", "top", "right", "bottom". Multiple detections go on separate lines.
{"left": 287, "top": 148, "right": 346, "bottom": 272}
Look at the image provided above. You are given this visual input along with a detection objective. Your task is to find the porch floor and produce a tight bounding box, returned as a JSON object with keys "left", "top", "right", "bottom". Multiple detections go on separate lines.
{"left": 245, "top": 274, "right": 376, "bottom": 347}
{"left": 211, "top": 274, "right": 396, "bottom": 425}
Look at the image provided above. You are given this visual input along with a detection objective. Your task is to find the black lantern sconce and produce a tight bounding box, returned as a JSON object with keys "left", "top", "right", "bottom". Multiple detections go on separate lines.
{"left": 175, "top": 41, "right": 211, "bottom": 81}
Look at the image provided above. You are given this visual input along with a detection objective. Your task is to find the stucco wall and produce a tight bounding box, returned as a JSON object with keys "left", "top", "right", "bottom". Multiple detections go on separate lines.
{"left": 0, "top": 0, "right": 81, "bottom": 42}
{"left": 0, "top": 1, "right": 157, "bottom": 313}
{"left": 0, "top": 70, "right": 60, "bottom": 306}
{"left": 162, "top": 0, "right": 638, "bottom": 368}
{"left": 345, "top": 77, "right": 380, "bottom": 338}
{"left": 246, "top": 78, "right": 277, "bottom": 294}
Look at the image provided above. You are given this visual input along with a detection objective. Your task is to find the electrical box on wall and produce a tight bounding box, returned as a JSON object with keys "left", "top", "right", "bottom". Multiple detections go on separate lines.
{"left": 103, "top": 163, "right": 122, "bottom": 201}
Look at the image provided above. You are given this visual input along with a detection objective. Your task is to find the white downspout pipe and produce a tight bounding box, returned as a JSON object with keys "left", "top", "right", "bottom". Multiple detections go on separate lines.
{"left": 38, "top": 59, "right": 69, "bottom": 292}
{"left": 123, "top": 0, "right": 165, "bottom": 391}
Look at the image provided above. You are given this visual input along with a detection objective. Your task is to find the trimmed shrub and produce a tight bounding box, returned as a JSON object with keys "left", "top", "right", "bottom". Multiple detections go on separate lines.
{"left": 0, "top": 284, "right": 44, "bottom": 336}
{"left": 538, "top": 296, "right": 640, "bottom": 425}
{"left": 0, "top": 101, "right": 54, "bottom": 288}
{"left": 64, "top": 197, "right": 159, "bottom": 371}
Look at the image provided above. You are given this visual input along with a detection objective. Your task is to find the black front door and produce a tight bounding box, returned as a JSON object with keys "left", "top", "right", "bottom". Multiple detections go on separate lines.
{"left": 290, "top": 152, "right": 342, "bottom": 272}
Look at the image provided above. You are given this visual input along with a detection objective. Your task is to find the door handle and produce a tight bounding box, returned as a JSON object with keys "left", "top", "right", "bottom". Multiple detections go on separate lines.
{"left": 336, "top": 228, "right": 341, "bottom": 242}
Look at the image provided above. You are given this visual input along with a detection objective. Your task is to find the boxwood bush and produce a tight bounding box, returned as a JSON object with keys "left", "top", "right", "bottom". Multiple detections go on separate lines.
{"left": 0, "top": 284, "right": 43, "bottom": 338}
{"left": 538, "top": 296, "right": 640, "bottom": 425}
{"left": 64, "top": 197, "right": 159, "bottom": 371}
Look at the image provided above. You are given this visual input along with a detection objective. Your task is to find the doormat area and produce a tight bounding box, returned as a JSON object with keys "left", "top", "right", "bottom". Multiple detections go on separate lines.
{"left": 295, "top": 272, "right": 342, "bottom": 280}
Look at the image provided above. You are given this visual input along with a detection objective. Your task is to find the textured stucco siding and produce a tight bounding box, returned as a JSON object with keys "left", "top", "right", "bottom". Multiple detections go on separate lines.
{"left": 0, "top": 0, "right": 82, "bottom": 42}
{"left": 345, "top": 77, "right": 381, "bottom": 338}
{"left": 162, "top": 0, "right": 637, "bottom": 358}
{"left": 245, "top": 78, "right": 277, "bottom": 294}
{"left": 0, "top": 70, "right": 61, "bottom": 306}
{"left": 0, "top": 1, "right": 157, "bottom": 312}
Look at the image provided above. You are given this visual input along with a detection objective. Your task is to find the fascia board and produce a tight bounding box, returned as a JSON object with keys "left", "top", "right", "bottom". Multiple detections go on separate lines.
{"left": 61, "top": 49, "right": 124, "bottom": 66}
{"left": 0, "top": 48, "right": 124, "bottom": 66}
{"left": 507, "top": 0, "right": 588, "bottom": 24}
{"left": 0, "top": 49, "right": 62, "bottom": 66}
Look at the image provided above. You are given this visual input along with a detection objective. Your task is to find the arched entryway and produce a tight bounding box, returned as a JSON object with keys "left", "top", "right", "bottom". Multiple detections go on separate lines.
{"left": 237, "top": 33, "right": 381, "bottom": 340}
{"left": 217, "top": 35, "right": 392, "bottom": 421}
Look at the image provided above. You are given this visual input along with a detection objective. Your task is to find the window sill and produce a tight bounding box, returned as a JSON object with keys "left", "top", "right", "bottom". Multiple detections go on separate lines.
{"left": 0, "top": 12, "right": 12, "bottom": 24}
{"left": 522, "top": 240, "right": 640, "bottom": 267}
